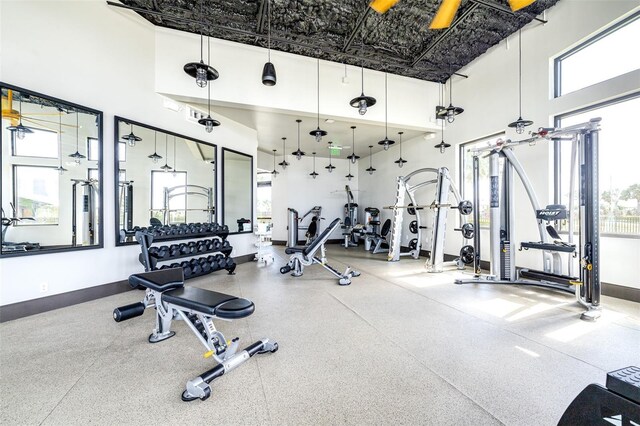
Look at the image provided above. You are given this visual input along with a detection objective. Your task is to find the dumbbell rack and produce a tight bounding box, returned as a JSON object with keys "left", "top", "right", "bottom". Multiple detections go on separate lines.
{"left": 135, "top": 223, "right": 236, "bottom": 281}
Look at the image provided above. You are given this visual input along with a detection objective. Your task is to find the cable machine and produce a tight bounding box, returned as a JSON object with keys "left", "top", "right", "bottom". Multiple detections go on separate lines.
{"left": 160, "top": 184, "right": 214, "bottom": 225}
{"left": 119, "top": 180, "right": 134, "bottom": 231}
{"left": 456, "top": 118, "right": 602, "bottom": 321}
{"left": 71, "top": 178, "right": 99, "bottom": 246}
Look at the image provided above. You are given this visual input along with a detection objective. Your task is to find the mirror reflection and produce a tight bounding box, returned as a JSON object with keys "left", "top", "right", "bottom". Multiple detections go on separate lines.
{"left": 222, "top": 148, "right": 253, "bottom": 233}
{"left": 115, "top": 117, "right": 216, "bottom": 244}
{"left": 1, "top": 84, "right": 102, "bottom": 255}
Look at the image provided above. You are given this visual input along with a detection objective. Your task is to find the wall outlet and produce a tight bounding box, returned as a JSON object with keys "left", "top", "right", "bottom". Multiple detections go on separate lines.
{"left": 40, "top": 282, "right": 48, "bottom": 293}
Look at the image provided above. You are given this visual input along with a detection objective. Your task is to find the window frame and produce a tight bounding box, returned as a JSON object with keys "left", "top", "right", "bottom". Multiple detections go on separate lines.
{"left": 554, "top": 11, "right": 640, "bottom": 98}
{"left": 10, "top": 126, "right": 59, "bottom": 159}
{"left": 150, "top": 170, "right": 188, "bottom": 225}
{"left": 12, "top": 164, "right": 61, "bottom": 226}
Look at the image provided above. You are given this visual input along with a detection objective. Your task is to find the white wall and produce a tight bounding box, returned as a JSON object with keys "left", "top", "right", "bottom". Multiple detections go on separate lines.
{"left": 0, "top": 0, "right": 259, "bottom": 305}
{"left": 358, "top": 0, "right": 640, "bottom": 289}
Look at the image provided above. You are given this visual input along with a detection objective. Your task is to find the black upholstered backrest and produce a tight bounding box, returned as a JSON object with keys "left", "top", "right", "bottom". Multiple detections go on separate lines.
{"left": 303, "top": 218, "right": 341, "bottom": 257}
{"left": 381, "top": 219, "right": 391, "bottom": 237}
{"left": 307, "top": 219, "right": 318, "bottom": 237}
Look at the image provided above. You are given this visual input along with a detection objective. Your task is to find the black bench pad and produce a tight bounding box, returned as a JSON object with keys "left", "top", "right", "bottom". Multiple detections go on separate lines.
{"left": 285, "top": 247, "right": 305, "bottom": 255}
{"left": 162, "top": 287, "right": 255, "bottom": 319}
{"left": 129, "top": 268, "right": 184, "bottom": 292}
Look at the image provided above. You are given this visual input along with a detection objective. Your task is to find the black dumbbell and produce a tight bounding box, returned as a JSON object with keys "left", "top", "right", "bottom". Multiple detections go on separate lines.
{"left": 180, "top": 261, "right": 192, "bottom": 278}
{"left": 148, "top": 247, "right": 159, "bottom": 256}
{"left": 200, "top": 258, "right": 212, "bottom": 274}
{"left": 179, "top": 243, "right": 190, "bottom": 255}
{"left": 188, "top": 241, "right": 198, "bottom": 254}
{"left": 169, "top": 244, "right": 181, "bottom": 257}
{"left": 225, "top": 258, "right": 236, "bottom": 274}
{"left": 189, "top": 258, "right": 203, "bottom": 275}
{"left": 212, "top": 239, "right": 222, "bottom": 251}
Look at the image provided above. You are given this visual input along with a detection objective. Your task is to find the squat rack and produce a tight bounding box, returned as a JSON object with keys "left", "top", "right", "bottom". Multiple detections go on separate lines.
{"left": 159, "top": 184, "right": 215, "bottom": 225}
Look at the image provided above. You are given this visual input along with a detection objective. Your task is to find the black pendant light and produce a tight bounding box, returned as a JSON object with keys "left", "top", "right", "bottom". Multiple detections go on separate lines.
{"left": 184, "top": 1, "right": 218, "bottom": 88}
{"left": 346, "top": 160, "right": 354, "bottom": 181}
{"left": 394, "top": 131, "right": 407, "bottom": 168}
{"left": 347, "top": 125, "right": 360, "bottom": 164}
{"left": 68, "top": 112, "right": 86, "bottom": 164}
{"left": 436, "top": 75, "right": 464, "bottom": 123}
{"left": 278, "top": 137, "right": 290, "bottom": 169}
{"left": 378, "top": 72, "right": 395, "bottom": 150}
{"left": 366, "top": 145, "right": 376, "bottom": 175}
{"left": 271, "top": 149, "right": 279, "bottom": 178}
{"left": 309, "top": 58, "right": 328, "bottom": 142}
{"left": 122, "top": 122, "right": 141, "bottom": 147}
{"left": 435, "top": 97, "right": 451, "bottom": 153}
{"left": 292, "top": 119, "right": 305, "bottom": 159}
{"left": 325, "top": 142, "right": 336, "bottom": 173}
{"left": 350, "top": 66, "right": 376, "bottom": 115}
{"left": 161, "top": 134, "right": 172, "bottom": 172}
{"left": 199, "top": 34, "right": 221, "bottom": 132}
{"left": 148, "top": 131, "right": 163, "bottom": 163}
{"left": 6, "top": 93, "right": 33, "bottom": 140}
{"left": 56, "top": 112, "right": 67, "bottom": 175}
{"left": 261, "top": 0, "right": 277, "bottom": 86}
{"left": 508, "top": 29, "right": 533, "bottom": 134}
{"left": 310, "top": 151, "right": 319, "bottom": 179}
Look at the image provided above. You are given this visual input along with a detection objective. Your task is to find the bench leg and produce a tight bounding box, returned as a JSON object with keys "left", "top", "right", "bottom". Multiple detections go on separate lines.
{"left": 181, "top": 338, "right": 279, "bottom": 402}
{"left": 149, "top": 294, "right": 176, "bottom": 343}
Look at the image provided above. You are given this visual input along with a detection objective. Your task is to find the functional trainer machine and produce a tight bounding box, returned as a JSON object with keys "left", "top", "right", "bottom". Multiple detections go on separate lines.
{"left": 341, "top": 185, "right": 359, "bottom": 248}
{"left": 286, "top": 206, "right": 322, "bottom": 247}
{"left": 113, "top": 268, "right": 278, "bottom": 402}
{"left": 456, "top": 119, "right": 602, "bottom": 320}
{"left": 119, "top": 180, "right": 134, "bottom": 232}
{"left": 156, "top": 184, "right": 215, "bottom": 225}
{"left": 281, "top": 218, "right": 361, "bottom": 285}
{"left": 71, "top": 178, "right": 99, "bottom": 246}
{"left": 558, "top": 366, "right": 639, "bottom": 425}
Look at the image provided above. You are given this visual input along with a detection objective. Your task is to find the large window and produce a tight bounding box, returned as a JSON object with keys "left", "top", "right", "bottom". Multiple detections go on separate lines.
{"left": 459, "top": 133, "right": 504, "bottom": 227}
{"left": 256, "top": 171, "right": 272, "bottom": 226}
{"left": 13, "top": 166, "right": 60, "bottom": 225}
{"left": 555, "top": 93, "right": 640, "bottom": 237}
{"left": 150, "top": 171, "right": 186, "bottom": 225}
{"left": 12, "top": 128, "right": 58, "bottom": 158}
{"left": 554, "top": 12, "right": 640, "bottom": 97}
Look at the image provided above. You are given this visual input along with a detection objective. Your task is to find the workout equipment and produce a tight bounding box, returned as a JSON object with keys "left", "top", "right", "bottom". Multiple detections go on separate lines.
{"left": 362, "top": 207, "right": 381, "bottom": 251}
{"left": 281, "top": 218, "right": 361, "bottom": 285}
{"left": 1, "top": 203, "right": 40, "bottom": 252}
{"left": 385, "top": 167, "right": 470, "bottom": 272}
{"left": 71, "top": 178, "right": 99, "bottom": 247}
{"left": 369, "top": 219, "right": 392, "bottom": 254}
{"left": 254, "top": 223, "right": 273, "bottom": 266}
{"left": 342, "top": 186, "right": 359, "bottom": 248}
{"left": 286, "top": 206, "right": 322, "bottom": 247}
{"left": 456, "top": 119, "right": 602, "bottom": 321}
{"left": 113, "top": 268, "right": 278, "bottom": 402}
{"left": 119, "top": 180, "right": 134, "bottom": 232}
{"left": 152, "top": 184, "right": 215, "bottom": 225}
{"left": 558, "top": 366, "right": 639, "bottom": 425}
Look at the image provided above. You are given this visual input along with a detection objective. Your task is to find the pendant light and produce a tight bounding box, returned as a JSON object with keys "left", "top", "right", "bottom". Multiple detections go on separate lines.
{"left": 347, "top": 126, "right": 360, "bottom": 164}
{"left": 56, "top": 112, "right": 68, "bottom": 175}
{"left": 278, "top": 137, "right": 289, "bottom": 169}
{"left": 292, "top": 119, "right": 305, "bottom": 159}
{"left": 435, "top": 83, "right": 451, "bottom": 153}
{"left": 366, "top": 145, "right": 376, "bottom": 175}
{"left": 350, "top": 66, "right": 376, "bottom": 115}
{"left": 310, "top": 152, "right": 319, "bottom": 179}
{"left": 6, "top": 93, "right": 33, "bottom": 139}
{"left": 325, "top": 142, "right": 336, "bottom": 173}
{"left": 199, "top": 34, "right": 221, "bottom": 132}
{"left": 261, "top": 0, "right": 277, "bottom": 86}
{"left": 271, "top": 149, "right": 279, "bottom": 178}
{"left": 508, "top": 29, "right": 533, "bottom": 134}
{"left": 68, "top": 112, "right": 86, "bottom": 164}
{"left": 183, "top": 1, "right": 218, "bottom": 88}
{"left": 160, "top": 134, "right": 172, "bottom": 172}
{"left": 346, "top": 160, "right": 354, "bottom": 181}
{"left": 172, "top": 136, "right": 178, "bottom": 177}
{"left": 394, "top": 131, "right": 407, "bottom": 168}
{"left": 437, "top": 75, "right": 464, "bottom": 123}
{"left": 378, "top": 72, "right": 395, "bottom": 150}
{"left": 148, "top": 131, "right": 163, "bottom": 163}
{"left": 309, "top": 58, "right": 328, "bottom": 142}
{"left": 122, "top": 122, "right": 141, "bottom": 147}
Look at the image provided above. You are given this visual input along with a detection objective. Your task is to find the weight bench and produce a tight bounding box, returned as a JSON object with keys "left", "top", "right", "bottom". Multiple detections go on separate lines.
{"left": 280, "top": 218, "right": 361, "bottom": 286}
{"left": 113, "top": 268, "right": 278, "bottom": 402}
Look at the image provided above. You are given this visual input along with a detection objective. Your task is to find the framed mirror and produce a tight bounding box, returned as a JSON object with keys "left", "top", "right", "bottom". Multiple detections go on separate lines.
{"left": 1, "top": 83, "right": 103, "bottom": 257}
{"left": 115, "top": 117, "right": 217, "bottom": 245}
{"left": 222, "top": 148, "right": 253, "bottom": 234}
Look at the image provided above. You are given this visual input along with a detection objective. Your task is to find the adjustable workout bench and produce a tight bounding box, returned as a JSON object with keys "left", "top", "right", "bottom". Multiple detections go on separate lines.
{"left": 280, "top": 218, "right": 360, "bottom": 286}
{"left": 113, "top": 268, "right": 278, "bottom": 402}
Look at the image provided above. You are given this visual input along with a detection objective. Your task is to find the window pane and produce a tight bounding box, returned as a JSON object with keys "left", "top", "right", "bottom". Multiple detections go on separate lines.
{"left": 118, "top": 142, "right": 126, "bottom": 162}
{"left": 13, "top": 128, "right": 58, "bottom": 158}
{"left": 14, "top": 166, "right": 59, "bottom": 225}
{"left": 87, "top": 137, "right": 99, "bottom": 161}
{"left": 558, "top": 15, "right": 640, "bottom": 96}
{"left": 557, "top": 95, "right": 640, "bottom": 236}
{"left": 151, "top": 171, "right": 186, "bottom": 225}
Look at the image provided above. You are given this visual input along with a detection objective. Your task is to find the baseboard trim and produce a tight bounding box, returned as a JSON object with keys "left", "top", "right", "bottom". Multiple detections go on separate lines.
{"left": 272, "top": 239, "right": 343, "bottom": 246}
{"left": 0, "top": 253, "right": 257, "bottom": 323}
{"left": 602, "top": 282, "right": 640, "bottom": 302}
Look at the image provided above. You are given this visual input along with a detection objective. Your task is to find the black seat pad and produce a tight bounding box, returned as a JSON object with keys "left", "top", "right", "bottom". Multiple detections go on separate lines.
{"left": 162, "top": 287, "right": 255, "bottom": 319}
{"left": 129, "top": 268, "right": 184, "bottom": 292}
{"left": 285, "top": 247, "right": 305, "bottom": 255}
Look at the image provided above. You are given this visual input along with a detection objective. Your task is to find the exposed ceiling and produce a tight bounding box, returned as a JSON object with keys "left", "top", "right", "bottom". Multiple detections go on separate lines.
{"left": 112, "top": 0, "right": 558, "bottom": 82}
{"left": 195, "top": 103, "right": 427, "bottom": 158}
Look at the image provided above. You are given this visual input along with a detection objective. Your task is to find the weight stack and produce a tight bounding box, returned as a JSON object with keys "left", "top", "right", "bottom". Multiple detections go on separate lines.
{"left": 500, "top": 241, "right": 512, "bottom": 281}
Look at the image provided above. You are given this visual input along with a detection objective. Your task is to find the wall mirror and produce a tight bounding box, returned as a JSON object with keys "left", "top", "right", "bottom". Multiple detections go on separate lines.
{"left": 115, "top": 117, "right": 217, "bottom": 245}
{"left": 222, "top": 148, "right": 253, "bottom": 234}
{"left": 1, "top": 83, "right": 103, "bottom": 257}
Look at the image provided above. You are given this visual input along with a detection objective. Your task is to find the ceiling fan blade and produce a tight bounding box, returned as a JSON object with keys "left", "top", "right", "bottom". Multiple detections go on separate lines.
{"left": 429, "top": 0, "right": 462, "bottom": 29}
{"left": 22, "top": 118, "right": 57, "bottom": 132}
{"left": 508, "top": 0, "right": 536, "bottom": 11}
{"left": 369, "top": 0, "right": 400, "bottom": 14}
{"left": 24, "top": 116, "right": 78, "bottom": 127}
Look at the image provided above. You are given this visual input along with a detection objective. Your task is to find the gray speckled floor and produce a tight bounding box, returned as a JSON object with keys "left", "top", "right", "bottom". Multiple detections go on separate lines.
{"left": 1, "top": 246, "right": 638, "bottom": 425}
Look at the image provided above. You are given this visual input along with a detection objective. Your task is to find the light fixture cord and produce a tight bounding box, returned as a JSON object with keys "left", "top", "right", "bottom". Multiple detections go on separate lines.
{"left": 361, "top": 66, "right": 364, "bottom": 94}
{"left": 282, "top": 138, "right": 286, "bottom": 161}
{"left": 267, "top": 0, "right": 271, "bottom": 61}
{"left": 399, "top": 133, "right": 402, "bottom": 156}
{"left": 384, "top": 72, "right": 388, "bottom": 137}
{"left": 165, "top": 133, "right": 168, "bottom": 158}
{"left": 297, "top": 121, "right": 301, "bottom": 149}
{"left": 518, "top": 29, "right": 522, "bottom": 117}
{"left": 369, "top": 146, "right": 372, "bottom": 168}
{"left": 76, "top": 112, "right": 79, "bottom": 151}
{"left": 352, "top": 127, "right": 355, "bottom": 156}
{"left": 18, "top": 96, "right": 22, "bottom": 124}
{"left": 207, "top": 33, "right": 211, "bottom": 116}
{"left": 59, "top": 114, "right": 63, "bottom": 167}
{"left": 154, "top": 131, "right": 157, "bottom": 152}
{"left": 199, "top": 0, "right": 204, "bottom": 61}
{"left": 173, "top": 136, "right": 177, "bottom": 169}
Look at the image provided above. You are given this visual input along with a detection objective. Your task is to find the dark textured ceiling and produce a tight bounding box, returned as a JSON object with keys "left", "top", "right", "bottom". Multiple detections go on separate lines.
{"left": 114, "top": 0, "right": 559, "bottom": 82}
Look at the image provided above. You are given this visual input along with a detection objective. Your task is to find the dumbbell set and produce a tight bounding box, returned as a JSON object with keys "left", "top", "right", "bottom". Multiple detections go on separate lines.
{"left": 158, "top": 255, "right": 236, "bottom": 279}
{"left": 123, "top": 222, "right": 229, "bottom": 242}
{"left": 144, "top": 238, "right": 232, "bottom": 263}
